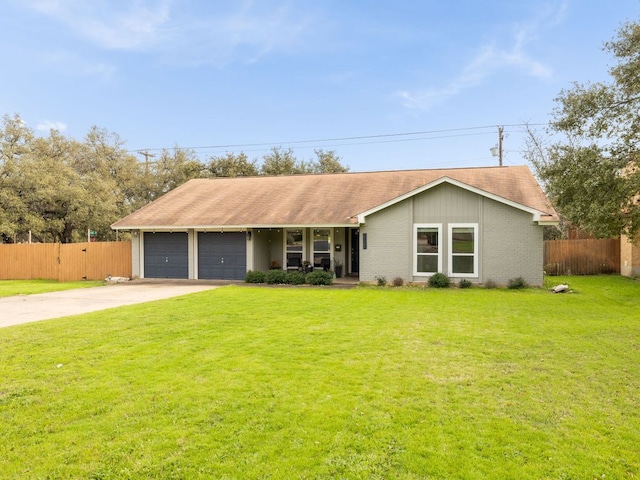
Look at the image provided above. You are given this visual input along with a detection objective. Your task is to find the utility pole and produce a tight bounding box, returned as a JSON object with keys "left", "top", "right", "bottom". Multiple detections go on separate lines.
{"left": 498, "top": 126, "right": 504, "bottom": 167}
{"left": 490, "top": 126, "right": 505, "bottom": 166}
{"left": 138, "top": 150, "right": 156, "bottom": 173}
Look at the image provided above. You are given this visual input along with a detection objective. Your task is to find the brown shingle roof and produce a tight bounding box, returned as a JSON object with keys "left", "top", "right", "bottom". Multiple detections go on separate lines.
{"left": 112, "top": 165, "right": 558, "bottom": 229}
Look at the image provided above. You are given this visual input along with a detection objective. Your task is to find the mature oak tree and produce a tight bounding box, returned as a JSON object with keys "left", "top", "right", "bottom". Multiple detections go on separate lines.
{"left": 1, "top": 113, "right": 349, "bottom": 243}
{"left": 0, "top": 114, "right": 33, "bottom": 241}
{"left": 0, "top": 115, "right": 145, "bottom": 243}
{"left": 527, "top": 20, "right": 640, "bottom": 239}
{"left": 260, "top": 147, "right": 306, "bottom": 175}
{"left": 144, "top": 147, "right": 206, "bottom": 202}
{"left": 208, "top": 147, "right": 349, "bottom": 177}
{"left": 260, "top": 147, "right": 348, "bottom": 176}
{"left": 310, "top": 149, "right": 349, "bottom": 174}
{"left": 207, "top": 152, "right": 259, "bottom": 177}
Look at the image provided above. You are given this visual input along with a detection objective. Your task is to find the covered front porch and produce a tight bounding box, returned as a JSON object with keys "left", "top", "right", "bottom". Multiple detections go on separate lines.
{"left": 249, "top": 226, "right": 360, "bottom": 279}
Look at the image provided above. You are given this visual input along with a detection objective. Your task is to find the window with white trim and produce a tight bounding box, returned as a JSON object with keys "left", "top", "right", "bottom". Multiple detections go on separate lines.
{"left": 414, "top": 224, "right": 441, "bottom": 275}
{"left": 448, "top": 223, "right": 478, "bottom": 277}
{"left": 285, "top": 229, "right": 304, "bottom": 270}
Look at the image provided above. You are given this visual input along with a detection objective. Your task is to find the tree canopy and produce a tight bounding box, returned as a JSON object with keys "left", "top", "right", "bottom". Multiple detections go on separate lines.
{"left": 0, "top": 116, "right": 348, "bottom": 243}
{"left": 0, "top": 116, "right": 147, "bottom": 243}
{"left": 526, "top": 19, "right": 640, "bottom": 239}
{"left": 207, "top": 152, "right": 259, "bottom": 178}
{"left": 205, "top": 148, "right": 348, "bottom": 177}
{"left": 259, "top": 147, "right": 348, "bottom": 176}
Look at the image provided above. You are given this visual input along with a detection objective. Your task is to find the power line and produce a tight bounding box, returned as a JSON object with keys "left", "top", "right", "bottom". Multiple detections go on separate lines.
{"left": 189, "top": 131, "right": 499, "bottom": 157}
{"left": 133, "top": 131, "right": 502, "bottom": 164}
{"left": 127, "top": 123, "right": 548, "bottom": 155}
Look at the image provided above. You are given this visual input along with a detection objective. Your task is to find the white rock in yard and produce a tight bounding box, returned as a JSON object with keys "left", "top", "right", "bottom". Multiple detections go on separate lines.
{"left": 105, "top": 276, "right": 130, "bottom": 283}
{"left": 552, "top": 284, "right": 569, "bottom": 293}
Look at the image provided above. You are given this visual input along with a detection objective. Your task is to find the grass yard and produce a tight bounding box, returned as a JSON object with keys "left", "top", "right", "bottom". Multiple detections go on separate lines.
{"left": 0, "top": 279, "right": 103, "bottom": 298}
{"left": 0, "top": 276, "right": 639, "bottom": 479}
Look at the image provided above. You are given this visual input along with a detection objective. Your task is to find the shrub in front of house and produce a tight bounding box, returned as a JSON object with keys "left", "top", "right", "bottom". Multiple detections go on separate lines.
{"left": 245, "top": 270, "right": 266, "bottom": 283}
{"left": 306, "top": 270, "right": 333, "bottom": 286}
{"left": 285, "top": 271, "right": 306, "bottom": 285}
{"left": 375, "top": 276, "right": 387, "bottom": 287}
{"left": 265, "top": 269, "right": 287, "bottom": 284}
{"left": 508, "top": 276, "right": 528, "bottom": 289}
{"left": 393, "top": 277, "right": 404, "bottom": 287}
{"left": 458, "top": 279, "right": 473, "bottom": 289}
{"left": 428, "top": 273, "right": 450, "bottom": 288}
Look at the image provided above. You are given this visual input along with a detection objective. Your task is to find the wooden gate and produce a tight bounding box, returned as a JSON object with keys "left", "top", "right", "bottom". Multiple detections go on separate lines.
{"left": 0, "top": 242, "right": 131, "bottom": 281}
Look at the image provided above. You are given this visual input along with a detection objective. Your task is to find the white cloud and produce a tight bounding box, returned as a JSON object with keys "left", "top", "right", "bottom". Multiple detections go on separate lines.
{"left": 26, "top": 0, "right": 171, "bottom": 50}
{"left": 163, "top": 2, "right": 324, "bottom": 67}
{"left": 398, "top": 2, "right": 565, "bottom": 111}
{"left": 36, "top": 120, "right": 68, "bottom": 132}
{"left": 20, "top": 0, "right": 319, "bottom": 65}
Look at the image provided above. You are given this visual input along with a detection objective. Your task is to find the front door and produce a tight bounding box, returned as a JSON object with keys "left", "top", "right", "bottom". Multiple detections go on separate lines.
{"left": 350, "top": 228, "right": 360, "bottom": 274}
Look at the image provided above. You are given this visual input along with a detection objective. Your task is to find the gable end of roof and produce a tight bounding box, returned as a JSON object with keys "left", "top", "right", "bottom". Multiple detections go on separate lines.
{"left": 356, "top": 176, "right": 555, "bottom": 224}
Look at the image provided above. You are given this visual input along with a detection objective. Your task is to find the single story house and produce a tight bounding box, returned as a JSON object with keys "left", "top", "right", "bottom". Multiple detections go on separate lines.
{"left": 111, "top": 165, "right": 559, "bottom": 286}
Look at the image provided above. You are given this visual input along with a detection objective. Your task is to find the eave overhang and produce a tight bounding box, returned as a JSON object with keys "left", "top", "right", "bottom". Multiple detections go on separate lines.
{"left": 111, "top": 223, "right": 357, "bottom": 231}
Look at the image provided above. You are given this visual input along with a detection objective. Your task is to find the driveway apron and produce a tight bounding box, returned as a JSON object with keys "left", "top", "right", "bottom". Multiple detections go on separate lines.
{"left": 0, "top": 284, "right": 219, "bottom": 328}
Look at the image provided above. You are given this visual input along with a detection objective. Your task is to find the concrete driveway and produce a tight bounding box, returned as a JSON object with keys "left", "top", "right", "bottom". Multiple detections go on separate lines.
{"left": 0, "top": 282, "right": 221, "bottom": 328}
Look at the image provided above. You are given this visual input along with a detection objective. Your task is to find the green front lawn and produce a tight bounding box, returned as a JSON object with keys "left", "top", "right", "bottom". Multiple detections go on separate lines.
{"left": 0, "top": 279, "right": 103, "bottom": 298}
{"left": 1, "top": 276, "right": 638, "bottom": 479}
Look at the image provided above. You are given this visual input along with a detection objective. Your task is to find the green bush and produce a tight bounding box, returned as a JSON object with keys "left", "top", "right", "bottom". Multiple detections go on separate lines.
{"left": 508, "top": 277, "right": 528, "bottom": 289}
{"left": 285, "top": 271, "right": 306, "bottom": 285}
{"left": 458, "top": 279, "right": 473, "bottom": 289}
{"left": 375, "top": 276, "right": 387, "bottom": 287}
{"left": 306, "top": 270, "right": 333, "bottom": 286}
{"left": 265, "top": 269, "right": 287, "bottom": 284}
{"left": 428, "top": 273, "right": 450, "bottom": 288}
{"left": 245, "top": 270, "right": 265, "bottom": 283}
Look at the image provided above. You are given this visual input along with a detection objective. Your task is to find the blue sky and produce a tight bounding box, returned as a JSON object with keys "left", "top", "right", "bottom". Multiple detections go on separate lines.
{"left": 1, "top": 0, "right": 638, "bottom": 172}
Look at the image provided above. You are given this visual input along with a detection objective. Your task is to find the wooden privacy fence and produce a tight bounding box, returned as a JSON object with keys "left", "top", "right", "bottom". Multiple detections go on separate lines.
{"left": 544, "top": 238, "right": 620, "bottom": 275}
{"left": 0, "top": 241, "right": 131, "bottom": 281}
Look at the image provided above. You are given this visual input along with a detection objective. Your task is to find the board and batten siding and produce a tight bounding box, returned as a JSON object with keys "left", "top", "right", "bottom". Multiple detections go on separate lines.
{"left": 359, "top": 182, "right": 545, "bottom": 286}
{"left": 412, "top": 183, "right": 479, "bottom": 224}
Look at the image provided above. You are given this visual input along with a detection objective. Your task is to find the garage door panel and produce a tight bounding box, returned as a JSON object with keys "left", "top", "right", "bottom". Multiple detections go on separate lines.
{"left": 144, "top": 232, "right": 188, "bottom": 279}
{"left": 198, "top": 232, "right": 246, "bottom": 280}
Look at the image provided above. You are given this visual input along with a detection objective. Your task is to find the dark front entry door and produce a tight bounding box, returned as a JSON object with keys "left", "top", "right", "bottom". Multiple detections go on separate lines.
{"left": 144, "top": 232, "right": 189, "bottom": 279}
{"left": 350, "top": 228, "right": 360, "bottom": 274}
{"left": 198, "top": 232, "right": 247, "bottom": 280}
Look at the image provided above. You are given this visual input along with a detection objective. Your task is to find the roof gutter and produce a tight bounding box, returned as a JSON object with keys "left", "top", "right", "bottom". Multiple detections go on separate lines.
{"left": 111, "top": 223, "right": 357, "bottom": 231}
